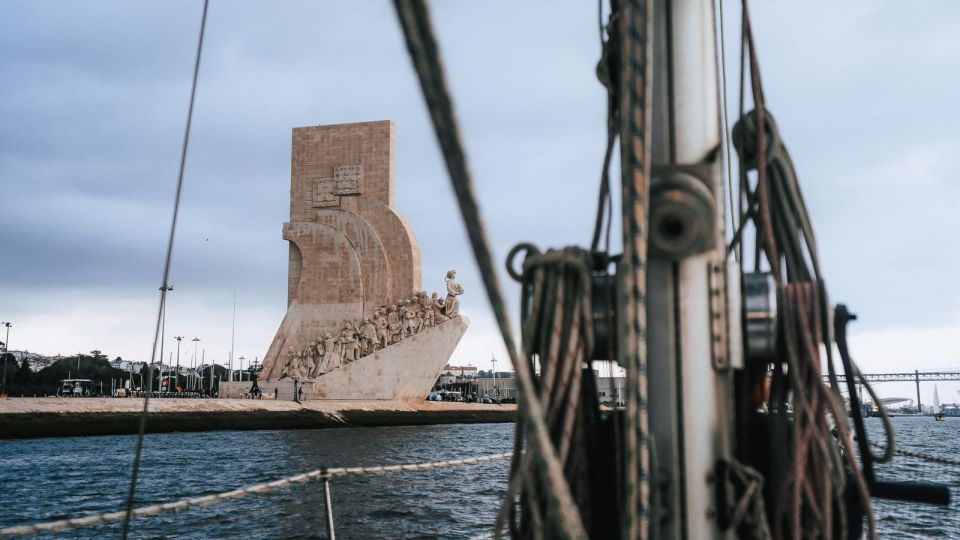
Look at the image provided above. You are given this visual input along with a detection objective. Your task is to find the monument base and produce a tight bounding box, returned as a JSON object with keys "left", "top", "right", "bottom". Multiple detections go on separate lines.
{"left": 221, "top": 316, "right": 469, "bottom": 401}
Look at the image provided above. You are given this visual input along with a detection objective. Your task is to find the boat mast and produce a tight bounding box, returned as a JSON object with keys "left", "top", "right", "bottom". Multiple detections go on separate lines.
{"left": 643, "top": 0, "right": 735, "bottom": 536}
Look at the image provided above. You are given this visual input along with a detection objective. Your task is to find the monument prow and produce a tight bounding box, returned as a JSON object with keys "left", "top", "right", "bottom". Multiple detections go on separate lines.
{"left": 220, "top": 120, "right": 468, "bottom": 401}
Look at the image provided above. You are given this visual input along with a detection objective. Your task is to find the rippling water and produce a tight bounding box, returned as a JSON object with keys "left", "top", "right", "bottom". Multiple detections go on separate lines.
{"left": 0, "top": 418, "right": 955, "bottom": 538}
{"left": 0, "top": 424, "right": 514, "bottom": 539}
{"left": 867, "top": 417, "right": 960, "bottom": 539}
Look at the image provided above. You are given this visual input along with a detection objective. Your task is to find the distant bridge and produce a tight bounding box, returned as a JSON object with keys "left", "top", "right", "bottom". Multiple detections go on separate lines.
{"left": 824, "top": 371, "right": 960, "bottom": 383}
{"left": 823, "top": 370, "right": 960, "bottom": 413}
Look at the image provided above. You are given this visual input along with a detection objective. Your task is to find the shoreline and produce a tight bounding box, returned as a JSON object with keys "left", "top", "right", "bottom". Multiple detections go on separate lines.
{"left": 0, "top": 398, "right": 517, "bottom": 439}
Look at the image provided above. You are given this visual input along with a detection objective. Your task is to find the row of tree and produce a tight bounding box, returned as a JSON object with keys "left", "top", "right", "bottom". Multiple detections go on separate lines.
{"left": 477, "top": 370, "right": 513, "bottom": 379}
{"left": 0, "top": 352, "right": 239, "bottom": 397}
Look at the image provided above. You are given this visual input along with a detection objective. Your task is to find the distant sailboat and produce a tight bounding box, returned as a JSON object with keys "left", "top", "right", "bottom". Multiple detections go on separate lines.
{"left": 933, "top": 384, "right": 945, "bottom": 421}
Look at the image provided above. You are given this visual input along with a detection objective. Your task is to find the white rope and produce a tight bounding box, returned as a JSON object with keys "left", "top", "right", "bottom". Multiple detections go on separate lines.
{"left": 0, "top": 452, "right": 512, "bottom": 538}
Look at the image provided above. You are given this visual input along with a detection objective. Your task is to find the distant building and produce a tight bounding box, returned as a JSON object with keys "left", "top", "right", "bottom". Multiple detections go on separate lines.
{"left": 109, "top": 359, "right": 147, "bottom": 373}
{"left": 439, "top": 364, "right": 478, "bottom": 385}
{"left": 474, "top": 376, "right": 625, "bottom": 404}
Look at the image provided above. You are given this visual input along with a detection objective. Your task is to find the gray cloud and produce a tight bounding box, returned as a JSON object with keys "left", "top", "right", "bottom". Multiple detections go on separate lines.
{"left": 1, "top": 1, "right": 958, "bottom": 374}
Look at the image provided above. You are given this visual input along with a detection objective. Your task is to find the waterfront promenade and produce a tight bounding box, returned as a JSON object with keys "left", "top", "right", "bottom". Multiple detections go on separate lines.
{"left": 0, "top": 398, "right": 516, "bottom": 439}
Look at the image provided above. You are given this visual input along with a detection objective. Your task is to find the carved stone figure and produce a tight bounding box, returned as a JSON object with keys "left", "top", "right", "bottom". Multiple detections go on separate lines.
{"left": 387, "top": 306, "right": 403, "bottom": 344}
{"left": 432, "top": 292, "right": 448, "bottom": 323}
{"left": 302, "top": 343, "right": 317, "bottom": 376}
{"left": 401, "top": 300, "right": 418, "bottom": 337}
{"left": 340, "top": 325, "right": 360, "bottom": 363}
{"left": 281, "top": 345, "right": 304, "bottom": 380}
{"left": 311, "top": 339, "right": 325, "bottom": 377}
{"left": 424, "top": 304, "right": 435, "bottom": 327}
{"left": 444, "top": 269, "right": 464, "bottom": 318}
{"left": 321, "top": 332, "right": 340, "bottom": 372}
{"left": 359, "top": 318, "right": 378, "bottom": 356}
{"left": 419, "top": 291, "right": 433, "bottom": 326}
{"left": 373, "top": 309, "right": 389, "bottom": 350}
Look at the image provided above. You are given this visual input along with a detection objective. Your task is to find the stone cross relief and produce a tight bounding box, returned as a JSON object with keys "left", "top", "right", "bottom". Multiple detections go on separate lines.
{"left": 279, "top": 272, "right": 464, "bottom": 381}
{"left": 312, "top": 164, "right": 363, "bottom": 208}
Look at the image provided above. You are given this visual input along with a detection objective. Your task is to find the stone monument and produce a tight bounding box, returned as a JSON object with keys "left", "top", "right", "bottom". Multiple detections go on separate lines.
{"left": 221, "top": 120, "right": 468, "bottom": 401}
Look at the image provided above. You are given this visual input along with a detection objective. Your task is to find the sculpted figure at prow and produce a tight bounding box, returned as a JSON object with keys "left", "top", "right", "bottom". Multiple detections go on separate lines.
{"left": 443, "top": 269, "right": 464, "bottom": 318}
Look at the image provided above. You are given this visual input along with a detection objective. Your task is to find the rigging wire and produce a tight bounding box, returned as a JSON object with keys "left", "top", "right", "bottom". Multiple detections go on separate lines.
{"left": 391, "top": 1, "right": 587, "bottom": 538}
{"left": 120, "top": 1, "right": 209, "bottom": 538}
{"left": 591, "top": 0, "right": 619, "bottom": 254}
{"left": 715, "top": 0, "right": 739, "bottom": 262}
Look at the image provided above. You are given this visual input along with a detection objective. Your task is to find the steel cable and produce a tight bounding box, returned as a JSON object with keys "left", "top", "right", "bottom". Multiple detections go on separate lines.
{"left": 392, "top": 2, "right": 587, "bottom": 538}
{"left": 120, "top": 2, "right": 209, "bottom": 539}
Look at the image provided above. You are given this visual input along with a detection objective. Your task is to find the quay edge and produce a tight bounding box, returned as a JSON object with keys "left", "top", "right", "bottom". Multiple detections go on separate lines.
{"left": 0, "top": 398, "right": 516, "bottom": 439}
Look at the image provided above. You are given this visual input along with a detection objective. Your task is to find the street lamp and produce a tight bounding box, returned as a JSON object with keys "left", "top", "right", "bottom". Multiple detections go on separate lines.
{"left": 158, "top": 285, "right": 173, "bottom": 393}
{"left": 238, "top": 355, "right": 246, "bottom": 381}
{"left": 173, "top": 336, "right": 184, "bottom": 393}
{"left": 1, "top": 322, "right": 10, "bottom": 392}
{"left": 191, "top": 337, "right": 200, "bottom": 391}
{"left": 491, "top": 353, "right": 498, "bottom": 403}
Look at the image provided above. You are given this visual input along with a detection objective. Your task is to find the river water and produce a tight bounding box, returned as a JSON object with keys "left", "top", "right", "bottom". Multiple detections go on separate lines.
{"left": 0, "top": 418, "right": 955, "bottom": 538}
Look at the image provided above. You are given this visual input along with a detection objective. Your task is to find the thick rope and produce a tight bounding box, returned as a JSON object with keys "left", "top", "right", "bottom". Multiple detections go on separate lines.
{"left": 494, "top": 249, "right": 595, "bottom": 538}
{"left": 120, "top": 2, "right": 208, "bottom": 539}
{"left": 617, "top": 1, "right": 653, "bottom": 537}
{"left": 392, "top": 2, "right": 587, "bottom": 538}
{"left": 0, "top": 452, "right": 512, "bottom": 538}
{"left": 731, "top": 2, "right": 875, "bottom": 537}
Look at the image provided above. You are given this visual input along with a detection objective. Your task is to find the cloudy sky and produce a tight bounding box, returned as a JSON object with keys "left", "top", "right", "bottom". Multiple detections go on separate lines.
{"left": 2, "top": 1, "right": 958, "bottom": 403}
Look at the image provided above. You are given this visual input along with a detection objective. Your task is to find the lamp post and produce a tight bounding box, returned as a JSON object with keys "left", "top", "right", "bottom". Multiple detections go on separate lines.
{"left": 1, "top": 322, "right": 10, "bottom": 392}
{"left": 174, "top": 336, "right": 184, "bottom": 393}
{"left": 229, "top": 291, "right": 237, "bottom": 387}
{"left": 491, "top": 353, "right": 498, "bottom": 403}
{"left": 239, "top": 355, "right": 246, "bottom": 382}
{"left": 158, "top": 285, "right": 173, "bottom": 394}
{"left": 191, "top": 337, "right": 200, "bottom": 391}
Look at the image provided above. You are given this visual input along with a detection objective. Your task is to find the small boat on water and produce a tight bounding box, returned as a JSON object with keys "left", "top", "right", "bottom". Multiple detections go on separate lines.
{"left": 934, "top": 385, "right": 945, "bottom": 420}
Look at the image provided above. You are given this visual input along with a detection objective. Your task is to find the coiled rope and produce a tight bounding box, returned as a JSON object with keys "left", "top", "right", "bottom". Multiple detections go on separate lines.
{"left": 731, "top": 2, "right": 875, "bottom": 537}
{"left": 497, "top": 248, "right": 595, "bottom": 539}
{"left": 0, "top": 452, "right": 512, "bottom": 538}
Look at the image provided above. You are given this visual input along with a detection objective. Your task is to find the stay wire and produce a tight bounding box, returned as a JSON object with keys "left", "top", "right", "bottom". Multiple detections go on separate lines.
{"left": 392, "top": 2, "right": 587, "bottom": 538}
{"left": 716, "top": 0, "right": 739, "bottom": 262}
{"left": 591, "top": 0, "right": 618, "bottom": 254}
{"left": 120, "top": 1, "right": 209, "bottom": 538}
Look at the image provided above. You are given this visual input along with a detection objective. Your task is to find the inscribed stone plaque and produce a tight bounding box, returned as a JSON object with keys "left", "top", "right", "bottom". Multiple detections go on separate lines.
{"left": 334, "top": 164, "right": 363, "bottom": 195}
{"left": 312, "top": 177, "right": 338, "bottom": 208}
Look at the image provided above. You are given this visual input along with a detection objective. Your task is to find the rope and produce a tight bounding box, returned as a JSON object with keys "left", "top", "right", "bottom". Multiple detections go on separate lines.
{"left": 495, "top": 248, "right": 595, "bottom": 538}
{"left": 731, "top": 2, "right": 876, "bottom": 537}
{"left": 871, "top": 443, "right": 960, "bottom": 467}
{"left": 392, "top": 2, "right": 587, "bottom": 538}
{"left": 121, "top": 2, "right": 209, "bottom": 539}
{"left": 617, "top": 1, "right": 653, "bottom": 537}
{"left": 0, "top": 452, "right": 513, "bottom": 538}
